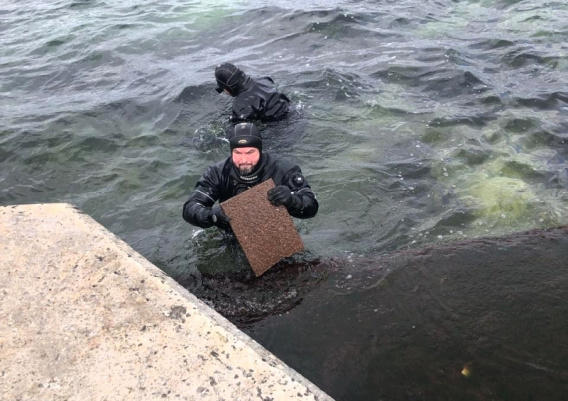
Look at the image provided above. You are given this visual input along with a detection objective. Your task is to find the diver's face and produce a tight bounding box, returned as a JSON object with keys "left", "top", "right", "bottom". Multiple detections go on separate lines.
{"left": 232, "top": 147, "right": 260, "bottom": 174}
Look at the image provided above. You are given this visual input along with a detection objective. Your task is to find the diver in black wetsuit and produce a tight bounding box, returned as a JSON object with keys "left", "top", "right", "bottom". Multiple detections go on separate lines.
{"left": 182, "top": 122, "right": 318, "bottom": 231}
{"left": 214, "top": 63, "right": 290, "bottom": 123}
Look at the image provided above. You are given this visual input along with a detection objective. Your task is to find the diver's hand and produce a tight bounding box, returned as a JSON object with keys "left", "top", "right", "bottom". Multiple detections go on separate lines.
{"left": 210, "top": 204, "right": 231, "bottom": 230}
{"left": 268, "top": 185, "right": 295, "bottom": 207}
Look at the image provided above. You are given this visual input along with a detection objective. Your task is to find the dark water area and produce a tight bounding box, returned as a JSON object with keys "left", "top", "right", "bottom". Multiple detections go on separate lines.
{"left": 1, "top": 0, "right": 568, "bottom": 399}
{"left": 243, "top": 226, "right": 568, "bottom": 401}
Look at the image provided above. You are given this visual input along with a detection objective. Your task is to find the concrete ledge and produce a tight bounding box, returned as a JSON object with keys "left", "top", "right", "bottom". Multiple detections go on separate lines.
{"left": 0, "top": 204, "right": 334, "bottom": 401}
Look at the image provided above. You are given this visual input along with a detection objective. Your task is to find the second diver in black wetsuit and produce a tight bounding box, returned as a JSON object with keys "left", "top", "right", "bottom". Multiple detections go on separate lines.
{"left": 214, "top": 62, "right": 290, "bottom": 124}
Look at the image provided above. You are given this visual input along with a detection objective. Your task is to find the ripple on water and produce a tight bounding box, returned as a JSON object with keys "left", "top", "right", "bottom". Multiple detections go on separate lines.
{"left": 521, "top": 129, "right": 568, "bottom": 153}
{"left": 501, "top": 46, "right": 561, "bottom": 68}
{"left": 468, "top": 38, "right": 516, "bottom": 51}
{"left": 28, "top": 35, "right": 76, "bottom": 57}
{"left": 514, "top": 91, "right": 568, "bottom": 110}
{"left": 453, "top": 146, "right": 492, "bottom": 166}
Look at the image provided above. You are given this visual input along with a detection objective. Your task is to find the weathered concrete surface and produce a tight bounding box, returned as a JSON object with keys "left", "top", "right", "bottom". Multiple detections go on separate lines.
{"left": 0, "top": 203, "right": 334, "bottom": 401}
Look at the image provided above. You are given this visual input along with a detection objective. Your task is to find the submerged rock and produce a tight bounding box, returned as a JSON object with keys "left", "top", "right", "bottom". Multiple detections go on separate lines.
{"left": 244, "top": 225, "right": 568, "bottom": 401}
{"left": 179, "top": 256, "right": 336, "bottom": 325}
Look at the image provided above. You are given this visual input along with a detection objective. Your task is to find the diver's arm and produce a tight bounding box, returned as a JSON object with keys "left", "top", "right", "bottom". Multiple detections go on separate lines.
{"left": 231, "top": 97, "right": 263, "bottom": 122}
{"left": 182, "top": 167, "right": 222, "bottom": 228}
{"left": 182, "top": 188, "right": 216, "bottom": 228}
{"left": 268, "top": 167, "right": 319, "bottom": 219}
{"left": 288, "top": 186, "right": 318, "bottom": 219}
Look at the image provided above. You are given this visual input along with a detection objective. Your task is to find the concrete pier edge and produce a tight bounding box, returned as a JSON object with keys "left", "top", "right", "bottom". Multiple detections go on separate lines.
{"left": 0, "top": 203, "right": 334, "bottom": 401}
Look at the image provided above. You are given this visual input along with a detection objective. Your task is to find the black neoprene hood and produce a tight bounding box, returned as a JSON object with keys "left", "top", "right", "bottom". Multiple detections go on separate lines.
{"left": 229, "top": 122, "right": 262, "bottom": 151}
{"left": 215, "top": 62, "right": 246, "bottom": 95}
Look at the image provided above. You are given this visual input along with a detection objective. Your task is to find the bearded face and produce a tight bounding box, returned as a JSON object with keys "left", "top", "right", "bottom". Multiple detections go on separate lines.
{"left": 232, "top": 147, "right": 260, "bottom": 174}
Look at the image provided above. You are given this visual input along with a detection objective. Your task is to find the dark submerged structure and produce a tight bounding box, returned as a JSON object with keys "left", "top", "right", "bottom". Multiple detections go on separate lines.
{"left": 182, "top": 226, "right": 568, "bottom": 401}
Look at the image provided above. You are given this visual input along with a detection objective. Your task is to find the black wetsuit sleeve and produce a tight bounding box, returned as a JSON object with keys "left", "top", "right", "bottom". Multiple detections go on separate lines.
{"left": 232, "top": 96, "right": 263, "bottom": 123}
{"left": 182, "top": 166, "right": 221, "bottom": 228}
{"left": 283, "top": 166, "right": 319, "bottom": 219}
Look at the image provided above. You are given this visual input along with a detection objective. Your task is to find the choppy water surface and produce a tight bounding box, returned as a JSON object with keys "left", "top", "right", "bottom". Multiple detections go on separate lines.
{"left": 1, "top": 0, "right": 567, "bottom": 399}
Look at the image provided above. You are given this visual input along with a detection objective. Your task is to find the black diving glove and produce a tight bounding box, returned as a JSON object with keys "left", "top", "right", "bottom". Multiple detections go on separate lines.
{"left": 267, "top": 185, "right": 301, "bottom": 209}
{"left": 210, "top": 205, "right": 231, "bottom": 230}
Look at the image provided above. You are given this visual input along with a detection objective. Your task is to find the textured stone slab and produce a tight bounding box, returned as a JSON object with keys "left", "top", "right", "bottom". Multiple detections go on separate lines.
{"left": 0, "top": 203, "right": 333, "bottom": 401}
{"left": 221, "top": 179, "right": 304, "bottom": 276}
